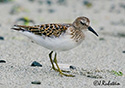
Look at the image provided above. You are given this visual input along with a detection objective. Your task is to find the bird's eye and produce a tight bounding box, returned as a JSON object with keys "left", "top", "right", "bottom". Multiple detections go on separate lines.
{"left": 80, "top": 21, "right": 85, "bottom": 25}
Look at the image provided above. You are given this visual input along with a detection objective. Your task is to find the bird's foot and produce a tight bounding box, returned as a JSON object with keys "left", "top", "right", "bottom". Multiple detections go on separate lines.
{"left": 51, "top": 64, "right": 74, "bottom": 77}
{"left": 59, "top": 71, "right": 75, "bottom": 77}
{"left": 49, "top": 51, "right": 75, "bottom": 77}
{"left": 50, "top": 65, "right": 70, "bottom": 73}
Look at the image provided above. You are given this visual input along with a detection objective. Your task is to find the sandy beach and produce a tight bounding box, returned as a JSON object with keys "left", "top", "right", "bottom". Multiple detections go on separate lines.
{"left": 0, "top": 0, "right": 125, "bottom": 88}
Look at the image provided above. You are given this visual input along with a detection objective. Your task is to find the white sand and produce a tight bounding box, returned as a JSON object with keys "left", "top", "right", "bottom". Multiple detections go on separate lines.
{"left": 0, "top": 0, "right": 125, "bottom": 88}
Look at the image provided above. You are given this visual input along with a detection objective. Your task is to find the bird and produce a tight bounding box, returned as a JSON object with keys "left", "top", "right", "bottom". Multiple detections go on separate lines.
{"left": 11, "top": 16, "right": 98, "bottom": 77}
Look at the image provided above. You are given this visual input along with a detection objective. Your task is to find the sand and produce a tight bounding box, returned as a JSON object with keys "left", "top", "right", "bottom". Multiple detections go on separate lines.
{"left": 0, "top": 0, "right": 125, "bottom": 88}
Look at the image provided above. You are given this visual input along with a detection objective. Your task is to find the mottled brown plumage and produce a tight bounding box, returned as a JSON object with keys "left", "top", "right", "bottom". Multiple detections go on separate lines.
{"left": 70, "top": 29, "right": 85, "bottom": 42}
{"left": 13, "top": 24, "right": 71, "bottom": 37}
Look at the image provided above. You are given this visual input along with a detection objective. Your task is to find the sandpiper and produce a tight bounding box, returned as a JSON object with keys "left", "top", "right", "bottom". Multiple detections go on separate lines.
{"left": 12, "top": 16, "right": 98, "bottom": 77}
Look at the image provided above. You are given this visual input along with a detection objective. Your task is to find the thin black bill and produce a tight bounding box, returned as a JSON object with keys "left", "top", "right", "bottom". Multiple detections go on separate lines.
{"left": 88, "top": 26, "right": 98, "bottom": 36}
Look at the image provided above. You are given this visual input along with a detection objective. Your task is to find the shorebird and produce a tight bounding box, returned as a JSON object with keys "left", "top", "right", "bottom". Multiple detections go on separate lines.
{"left": 12, "top": 16, "right": 98, "bottom": 77}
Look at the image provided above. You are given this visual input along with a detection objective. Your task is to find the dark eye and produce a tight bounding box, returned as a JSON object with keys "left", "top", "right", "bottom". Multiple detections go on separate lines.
{"left": 80, "top": 21, "right": 85, "bottom": 25}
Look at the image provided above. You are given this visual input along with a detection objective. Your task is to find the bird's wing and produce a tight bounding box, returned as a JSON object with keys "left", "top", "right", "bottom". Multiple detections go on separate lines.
{"left": 12, "top": 24, "right": 72, "bottom": 37}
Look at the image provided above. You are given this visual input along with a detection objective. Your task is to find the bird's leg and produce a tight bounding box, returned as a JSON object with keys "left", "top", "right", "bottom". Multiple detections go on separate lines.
{"left": 49, "top": 51, "right": 58, "bottom": 71}
{"left": 49, "top": 51, "right": 70, "bottom": 72}
{"left": 54, "top": 52, "right": 75, "bottom": 77}
{"left": 49, "top": 51, "right": 75, "bottom": 77}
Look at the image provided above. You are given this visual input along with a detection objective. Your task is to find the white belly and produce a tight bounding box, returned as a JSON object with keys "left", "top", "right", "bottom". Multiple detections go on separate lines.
{"left": 21, "top": 31, "right": 83, "bottom": 51}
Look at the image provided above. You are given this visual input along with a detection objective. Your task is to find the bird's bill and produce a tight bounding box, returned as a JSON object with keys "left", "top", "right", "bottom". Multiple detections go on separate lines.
{"left": 88, "top": 26, "right": 98, "bottom": 36}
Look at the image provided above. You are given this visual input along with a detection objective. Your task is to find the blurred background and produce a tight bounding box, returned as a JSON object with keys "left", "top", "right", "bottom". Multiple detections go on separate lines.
{"left": 0, "top": 0, "right": 125, "bottom": 87}
{"left": 0, "top": 0, "right": 125, "bottom": 39}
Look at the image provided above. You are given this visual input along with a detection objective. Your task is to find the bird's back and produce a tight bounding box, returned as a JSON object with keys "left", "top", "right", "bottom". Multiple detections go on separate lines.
{"left": 12, "top": 24, "right": 72, "bottom": 38}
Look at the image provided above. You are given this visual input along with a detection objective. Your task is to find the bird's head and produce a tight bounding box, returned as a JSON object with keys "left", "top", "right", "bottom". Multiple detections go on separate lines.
{"left": 73, "top": 16, "right": 98, "bottom": 36}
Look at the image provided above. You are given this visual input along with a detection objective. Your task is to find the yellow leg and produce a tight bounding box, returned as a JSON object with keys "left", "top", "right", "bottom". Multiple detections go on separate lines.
{"left": 49, "top": 51, "right": 58, "bottom": 71}
{"left": 49, "top": 51, "right": 70, "bottom": 73}
{"left": 53, "top": 52, "right": 75, "bottom": 77}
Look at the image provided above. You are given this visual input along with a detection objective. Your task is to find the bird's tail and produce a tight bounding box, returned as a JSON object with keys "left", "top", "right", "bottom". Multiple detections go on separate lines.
{"left": 11, "top": 25, "right": 38, "bottom": 31}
